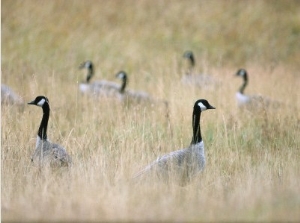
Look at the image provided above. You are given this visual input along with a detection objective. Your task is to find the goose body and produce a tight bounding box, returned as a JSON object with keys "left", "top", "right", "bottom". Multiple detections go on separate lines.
{"left": 1, "top": 84, "right": 23, "bottom": 104}
{"left": 182, "top": 51, "right": 218, "bottom": 88}
{"left": 235, "top": 69, "right": 278, "bottom": 109}
{"left": 133, "top": 99, "right": 215, "bottom": 186}
{"left": 79, "top": 60, "right": 119, "bottom": 97}
{"left": 28, "top": 96, "right": 71, "bottom": 167}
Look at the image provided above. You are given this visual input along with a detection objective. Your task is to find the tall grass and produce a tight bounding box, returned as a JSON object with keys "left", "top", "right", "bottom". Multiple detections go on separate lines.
{"left": 2, "top": 0, "right": 300, "bottom": 222}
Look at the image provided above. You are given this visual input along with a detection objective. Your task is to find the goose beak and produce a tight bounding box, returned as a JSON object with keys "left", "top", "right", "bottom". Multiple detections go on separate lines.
{"left": 28, "top": 100, "right": 35, "bottom": 105}
{"left": 208, "top": 105, "right": 216, "bottom": 109}
{"left": 79, "top": 63, "right": 85, "bottom": 69}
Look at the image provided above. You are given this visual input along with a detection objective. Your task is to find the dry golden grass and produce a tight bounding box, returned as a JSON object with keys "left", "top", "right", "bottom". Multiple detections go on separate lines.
{"left": 2, "top": 0, "right": 300, "bottom": 222}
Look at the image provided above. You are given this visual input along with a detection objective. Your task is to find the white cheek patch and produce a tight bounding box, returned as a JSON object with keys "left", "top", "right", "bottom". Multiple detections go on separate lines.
{"left": 118, "top": 73, "right": 125, "bottom": 79}
{"left": 85, "top": 61, "right": 91, "bottom": 68}
{"left": 240, "top": 70, "right": 246, "bottom": 76}
{"left": 37, "top": 98, "right": 46, "bottom": 106}
{"left": 198, "top": 102, "right": 207, "bottom": 111}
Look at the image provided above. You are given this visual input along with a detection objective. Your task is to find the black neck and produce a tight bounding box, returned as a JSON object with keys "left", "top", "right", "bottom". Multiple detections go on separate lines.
{"left": 239, "top": 74, "right": 248, "bottom": 94}
{"left": 191, "top": 109, "right": 202, "bottom": 145}
{"left": 186, "top": 55, "right": 195, "bottom": 75}
{"left": 120, "top": 77, "right": 127, "bottom": 94}
{"left": 38, "top": 102, "right": 50, "bottom": 140}
{"left": 86, "top": 65, "right": 94, "bottom": 83}
{"left": 189, "top": 55, "right": 195, "bottom": 67}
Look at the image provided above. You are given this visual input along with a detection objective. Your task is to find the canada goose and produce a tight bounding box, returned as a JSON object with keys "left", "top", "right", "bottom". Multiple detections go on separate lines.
{"left": 28, "top": 96, "right": 71, "bottom": 167}
{"left": 1, "top": 84, "right": 23, "bottom": 105}
{"left": 79, "top": 60, "right": 119, "bottom": 96}
{"left": 182, "top": 51, "right": 218, "bottom": 88}
{"left": 115, "top": 70, "right": 170, "bottom": 113}
{"left": 116, "top": 71, "right": 171, "bottom": 132}
{"left": 235, "top": 69, "right": 279, "bottom": 109}
{"left": 133, "top": 99, "right": 215, "bottom": 186}
{"left": 115, "top": 71, "right": 152, "bottom": 103}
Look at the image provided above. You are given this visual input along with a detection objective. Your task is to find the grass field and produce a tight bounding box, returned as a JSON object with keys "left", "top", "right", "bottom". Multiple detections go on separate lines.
{"left": 2, "top": 0, "right": 300, "bottom": 222}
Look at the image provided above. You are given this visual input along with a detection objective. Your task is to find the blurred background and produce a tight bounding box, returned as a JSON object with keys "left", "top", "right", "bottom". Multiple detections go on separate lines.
{"left": 2, "top": 0, "right": 300, "bottom": 84}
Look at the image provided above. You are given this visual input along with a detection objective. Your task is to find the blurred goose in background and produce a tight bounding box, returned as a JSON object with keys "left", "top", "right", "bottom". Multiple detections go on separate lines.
{"left": 28, "top": 96, "right": 71, "bottom": 167}
{"left": 79, "top": 60, "right": 119, "bottom": 97}
{"left": 115, "top": 70, "right": 170, "bottom": 109}
{"left": 1, "top": 84, "right": 23, "bottom": 105}
{"left": 182, "top": 51, "right": 219, "bottom": 88}
{"left": 133, "top": 99, "right": 215, "bottom": 186}
{"left": 235, "top": 68, "right": 280, "bottom": 109}
{"left": 116, "top": 71, "right": 171, "bottom": 125}
{"left": 115, "top": 71, "right": 153, "bottom": 103}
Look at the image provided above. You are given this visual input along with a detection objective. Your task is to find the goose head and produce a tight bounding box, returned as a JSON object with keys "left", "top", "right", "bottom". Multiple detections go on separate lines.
{"left": 28, "top": 96, "right": 49, "bottom": 107}
{"left": 116, "top": 71, "right": 128, "bottom": 93}
{"left": 115, "top": 70, "right": 128, "bottom": 81}
{"left": 194, "top": 99, "right": 215, "bottom": 112}
{"left": 235, "top": 68, "right": 248, "bottom": 82}
{"left": 183, "top": 51, "right": 195, "bottom": 67}
{"left": 79, "top": 60, "right": 94, "bottom": 83}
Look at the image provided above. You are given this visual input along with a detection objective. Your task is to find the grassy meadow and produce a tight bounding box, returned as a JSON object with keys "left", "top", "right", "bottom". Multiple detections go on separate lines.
{"left": 2, "top": 0, "right": 300, "bottom": 222}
